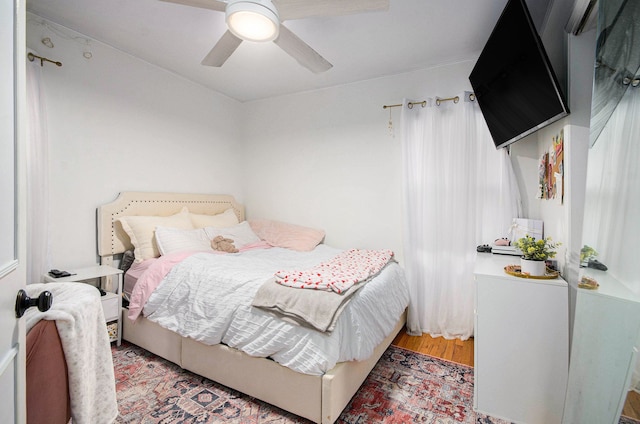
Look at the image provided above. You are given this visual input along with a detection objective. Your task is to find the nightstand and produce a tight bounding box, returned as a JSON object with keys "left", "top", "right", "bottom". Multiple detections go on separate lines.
{"left": 43, "top": 265, "right": 123, "bottom": 346}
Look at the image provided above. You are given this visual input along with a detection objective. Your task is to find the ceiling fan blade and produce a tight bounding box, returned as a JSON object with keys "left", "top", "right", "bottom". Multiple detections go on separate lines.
{"left": 201, "top": 30, "right": 243, "bottom": 66}
{"left": 274, "top": 25, "right": 332, "bottom": 73}
{"left": 275, "top": 0, "right": 389, "bottom": 20}
{"left": 159, "top": 0, "right": 226, "bottom": 12}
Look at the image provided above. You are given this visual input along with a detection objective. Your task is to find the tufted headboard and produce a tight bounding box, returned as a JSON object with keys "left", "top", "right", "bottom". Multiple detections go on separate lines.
{"left": 96, "top": 192, "right": 244, "bottom": 268}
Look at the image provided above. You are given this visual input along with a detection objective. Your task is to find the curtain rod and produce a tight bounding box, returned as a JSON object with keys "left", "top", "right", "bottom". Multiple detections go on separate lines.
{"left": 436, "top": 96, "right": 460, "bottom": 105}
{"left": 383, "top": 100, "right": 427, "bottom": 110}
{"left": 383, "top": 93, "right": 476, "bottom": 110}
{"left": 27, "top": 52, "right": 62, "bottom": 67}
{"left": 434, "top": 94, "right": 477, "bottom": 105}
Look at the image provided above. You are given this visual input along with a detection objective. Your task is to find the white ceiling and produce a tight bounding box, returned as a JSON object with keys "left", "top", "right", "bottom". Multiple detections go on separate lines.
{"left": 25, "top": 0, "right": 559, "bottom": 102}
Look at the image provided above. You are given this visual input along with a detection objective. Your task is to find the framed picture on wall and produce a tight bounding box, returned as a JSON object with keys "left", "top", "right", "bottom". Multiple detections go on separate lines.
{"left": 537, "top": 129, "right": 564, "bottom": 204}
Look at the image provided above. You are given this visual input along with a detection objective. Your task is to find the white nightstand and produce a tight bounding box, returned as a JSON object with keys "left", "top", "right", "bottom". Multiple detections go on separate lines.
{"left": 43, "top": 265, "right": 123, "bottom": 346}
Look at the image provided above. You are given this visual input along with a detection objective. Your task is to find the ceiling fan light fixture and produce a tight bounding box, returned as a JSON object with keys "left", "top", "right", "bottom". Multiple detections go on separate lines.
{"left": 226, "top": 0, "right": 280, "bottom": 42}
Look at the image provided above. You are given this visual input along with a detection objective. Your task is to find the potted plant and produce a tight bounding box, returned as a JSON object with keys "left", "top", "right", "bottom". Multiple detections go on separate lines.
{"left": 513, "top": 235, "right": 560, "bottom": 276}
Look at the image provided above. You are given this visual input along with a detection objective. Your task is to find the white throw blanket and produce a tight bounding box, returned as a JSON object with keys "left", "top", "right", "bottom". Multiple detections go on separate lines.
{"left": 252, "top": 277, "right": 369, "bottom": 332}
{"left": 25, "top": 283, "right": 118, "bottom": 424}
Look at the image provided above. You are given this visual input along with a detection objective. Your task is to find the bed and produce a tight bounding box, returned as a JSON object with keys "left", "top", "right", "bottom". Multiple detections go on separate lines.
{"left": 97, "top": 191, "right": 408, "bottom": 424}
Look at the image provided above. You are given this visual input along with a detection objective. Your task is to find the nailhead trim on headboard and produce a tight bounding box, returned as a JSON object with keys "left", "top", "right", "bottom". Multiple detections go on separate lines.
{"left": 97, "top": 192, "right": 244, "bottom": 258}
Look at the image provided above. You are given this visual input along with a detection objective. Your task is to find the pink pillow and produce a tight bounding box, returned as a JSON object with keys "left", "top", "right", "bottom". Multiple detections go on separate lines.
{"left": 249, "top": 219, "right": 325, "bottom": 251}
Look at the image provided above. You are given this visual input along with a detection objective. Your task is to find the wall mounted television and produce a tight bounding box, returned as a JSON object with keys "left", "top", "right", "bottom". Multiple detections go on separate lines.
{"left": 469, "top": 0, "right": 569, "bottom": 149}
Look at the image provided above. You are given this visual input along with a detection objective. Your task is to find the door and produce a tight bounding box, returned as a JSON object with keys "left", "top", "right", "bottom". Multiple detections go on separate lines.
{"left": 0, "top": 0, "right": 27, "bottom": 422}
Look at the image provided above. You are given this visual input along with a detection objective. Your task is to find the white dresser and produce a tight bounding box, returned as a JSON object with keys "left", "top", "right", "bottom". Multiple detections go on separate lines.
{"left": 474, "top": 253, "right": 568, "bottom": 423}
{"left": 562, "top": 269, "right": 640, "bottom": 424}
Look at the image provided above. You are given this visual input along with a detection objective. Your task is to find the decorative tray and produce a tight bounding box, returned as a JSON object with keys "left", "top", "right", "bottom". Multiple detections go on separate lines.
{"left": 504, "top": 265, "right": 560, "bottom": 279}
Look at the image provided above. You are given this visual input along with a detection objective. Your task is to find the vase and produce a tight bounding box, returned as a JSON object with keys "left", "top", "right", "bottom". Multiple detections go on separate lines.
{"left": 520, "top": 258, "right": 546, "bottom": 276}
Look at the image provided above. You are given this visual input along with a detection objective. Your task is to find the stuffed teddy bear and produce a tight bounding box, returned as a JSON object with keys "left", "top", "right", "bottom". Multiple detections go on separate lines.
{"left": 211, "top": 235, "right": 238, "bottom": 253}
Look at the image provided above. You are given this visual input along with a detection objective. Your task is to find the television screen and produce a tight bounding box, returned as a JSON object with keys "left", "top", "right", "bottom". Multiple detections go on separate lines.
{"left": 469, "top": 0, "right": 569, "bottom": 149}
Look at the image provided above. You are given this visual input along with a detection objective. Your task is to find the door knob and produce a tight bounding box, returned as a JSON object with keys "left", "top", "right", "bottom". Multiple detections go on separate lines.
{"left": 15, "top": 290, "right": 53, "bottom": 318}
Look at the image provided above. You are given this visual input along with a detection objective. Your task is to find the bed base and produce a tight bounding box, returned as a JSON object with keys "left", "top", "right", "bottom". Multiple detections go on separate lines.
{"left": 100, "top": 192, "right": 407, "bottom": 423}
{"left": 123, "top": 310, "right": 405, "bottom": 424}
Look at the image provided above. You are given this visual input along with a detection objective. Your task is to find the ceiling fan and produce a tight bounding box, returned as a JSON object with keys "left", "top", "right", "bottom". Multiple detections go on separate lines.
{"left": 159, "top": 0, "right": 389, "bottom": 73}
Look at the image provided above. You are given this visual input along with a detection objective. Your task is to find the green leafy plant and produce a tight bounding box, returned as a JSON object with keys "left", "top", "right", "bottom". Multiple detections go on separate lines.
{"left": 580, "top": 245, "right": 598, "bottom": 264}
{"left": 514, "top": 236, "right": 560, "bottom": 261}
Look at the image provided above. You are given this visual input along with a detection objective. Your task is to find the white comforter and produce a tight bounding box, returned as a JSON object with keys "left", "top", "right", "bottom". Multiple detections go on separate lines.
{"left": 142, "top": 245, "right": 410, "bottom": 375}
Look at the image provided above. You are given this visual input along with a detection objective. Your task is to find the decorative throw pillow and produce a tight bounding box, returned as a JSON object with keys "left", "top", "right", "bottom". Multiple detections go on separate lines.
{"left": 249, "top": 219, "right": 325, "bottom": 251}
{"left": 117, "top": 207, "right": 193, "bottom": 262}
{"left": 204, "top": 221, "right": 261, "bottom": 249}
{"left": 189, "top": 208, "right": 239, "bottom": 228}
{"left": 155, "top": 227, "right": 213, "bottom": 256}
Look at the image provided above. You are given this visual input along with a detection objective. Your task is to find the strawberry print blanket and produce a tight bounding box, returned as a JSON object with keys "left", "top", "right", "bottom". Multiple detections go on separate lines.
{"left": 274, "top": 248, "right": 394, "bottom": 293}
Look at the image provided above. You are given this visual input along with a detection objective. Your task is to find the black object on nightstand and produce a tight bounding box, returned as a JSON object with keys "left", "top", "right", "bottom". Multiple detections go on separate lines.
{"left": 49, "top": 269, "right": 74, "bottom": 278}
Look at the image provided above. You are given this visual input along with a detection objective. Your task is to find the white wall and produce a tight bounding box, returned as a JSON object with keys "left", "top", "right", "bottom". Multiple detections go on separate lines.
{"left": 508, "top": 119, "right": 571, "bottom": 270}
{"left": 241, "top": 61, "right": 478, "bottom": 263}
{"left": 26, "top": 12, "right": 595, "bottom": 278}
{"left": 508, "top": 123, "right": 586, "bottom": 275}
{"left": 27, "top": 16, "right": 245, "bottom": 272}
{"left": 27, "top": 14, "right": 479, "bottom": 271}
{"left": 507, "top": 29, "right": 595, "bottom": 278}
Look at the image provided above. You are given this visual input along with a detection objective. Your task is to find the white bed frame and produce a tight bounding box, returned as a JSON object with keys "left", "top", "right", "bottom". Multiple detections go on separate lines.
{"left": 97, "top": 192, "right": 406, "bottom": 424}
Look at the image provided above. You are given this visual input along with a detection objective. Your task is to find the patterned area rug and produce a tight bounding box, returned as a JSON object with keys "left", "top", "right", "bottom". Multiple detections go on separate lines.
{"left": 112, "top": 341, "right": 509, "bottom": 423}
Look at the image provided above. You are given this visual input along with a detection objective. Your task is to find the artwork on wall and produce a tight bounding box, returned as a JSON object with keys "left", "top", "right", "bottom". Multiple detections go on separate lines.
{"left": 537, "top": 129, "right": 564, "bottom": 203}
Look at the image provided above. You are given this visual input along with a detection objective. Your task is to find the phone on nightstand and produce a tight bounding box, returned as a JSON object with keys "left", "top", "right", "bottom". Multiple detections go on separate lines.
{"left": 48, "top": 269, "right": 72, "bottom": 278}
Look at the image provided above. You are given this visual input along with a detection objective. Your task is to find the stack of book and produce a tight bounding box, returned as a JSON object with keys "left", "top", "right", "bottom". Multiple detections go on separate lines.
{"left": 491, "top": 244, "right": 523, "bottom": 256}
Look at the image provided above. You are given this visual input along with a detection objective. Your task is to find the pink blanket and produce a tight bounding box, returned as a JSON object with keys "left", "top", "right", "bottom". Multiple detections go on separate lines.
{"left": 274, "top": 248, "right": 394, "bottom": 294}
{"left": 127, "top": 250, "right": 195, "bottom": 321}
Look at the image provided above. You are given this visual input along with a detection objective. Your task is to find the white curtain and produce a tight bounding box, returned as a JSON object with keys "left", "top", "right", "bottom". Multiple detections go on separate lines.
{"left": 401, "top": 92, "right": 521, "bottom": 339}
{"left": 582, "top": 86, "right": 640, "bottom": 392}
{"left": 582, "top": 86, "right": 640, "bottom": 287}
{"left": 26, "top": 50, "right": 51, "bottom": 283}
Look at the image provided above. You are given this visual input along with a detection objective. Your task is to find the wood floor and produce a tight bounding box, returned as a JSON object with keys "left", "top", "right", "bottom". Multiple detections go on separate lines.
{"left": 391, "top": 327, "right": 474, "bottom": 367}
{"left": 391, "top": 328, "right": 640, "bottom": 421}
{"left": 623, "top": 391, "right": 640, "bottom": 420}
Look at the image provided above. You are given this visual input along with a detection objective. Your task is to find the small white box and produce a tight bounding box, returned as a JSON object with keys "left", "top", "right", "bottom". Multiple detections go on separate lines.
{"left": 509, "top": 218, "right": 544, "bottom": 243}
{"left": 101, "top": 292, "right": 119, "bottom": 322}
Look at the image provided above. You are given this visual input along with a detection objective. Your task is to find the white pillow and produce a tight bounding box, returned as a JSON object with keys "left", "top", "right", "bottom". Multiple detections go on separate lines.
{"left": 117, "top": 207, "right": 193, "bottom": 262}
{"left": 189, "top": 208, "right": 239, "bottom": 228}
{"left": 155, "top": 227, "right": 213, "bottom": 256}
{"left": 204, "top": 221, "right": 261, "bottom": 249}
